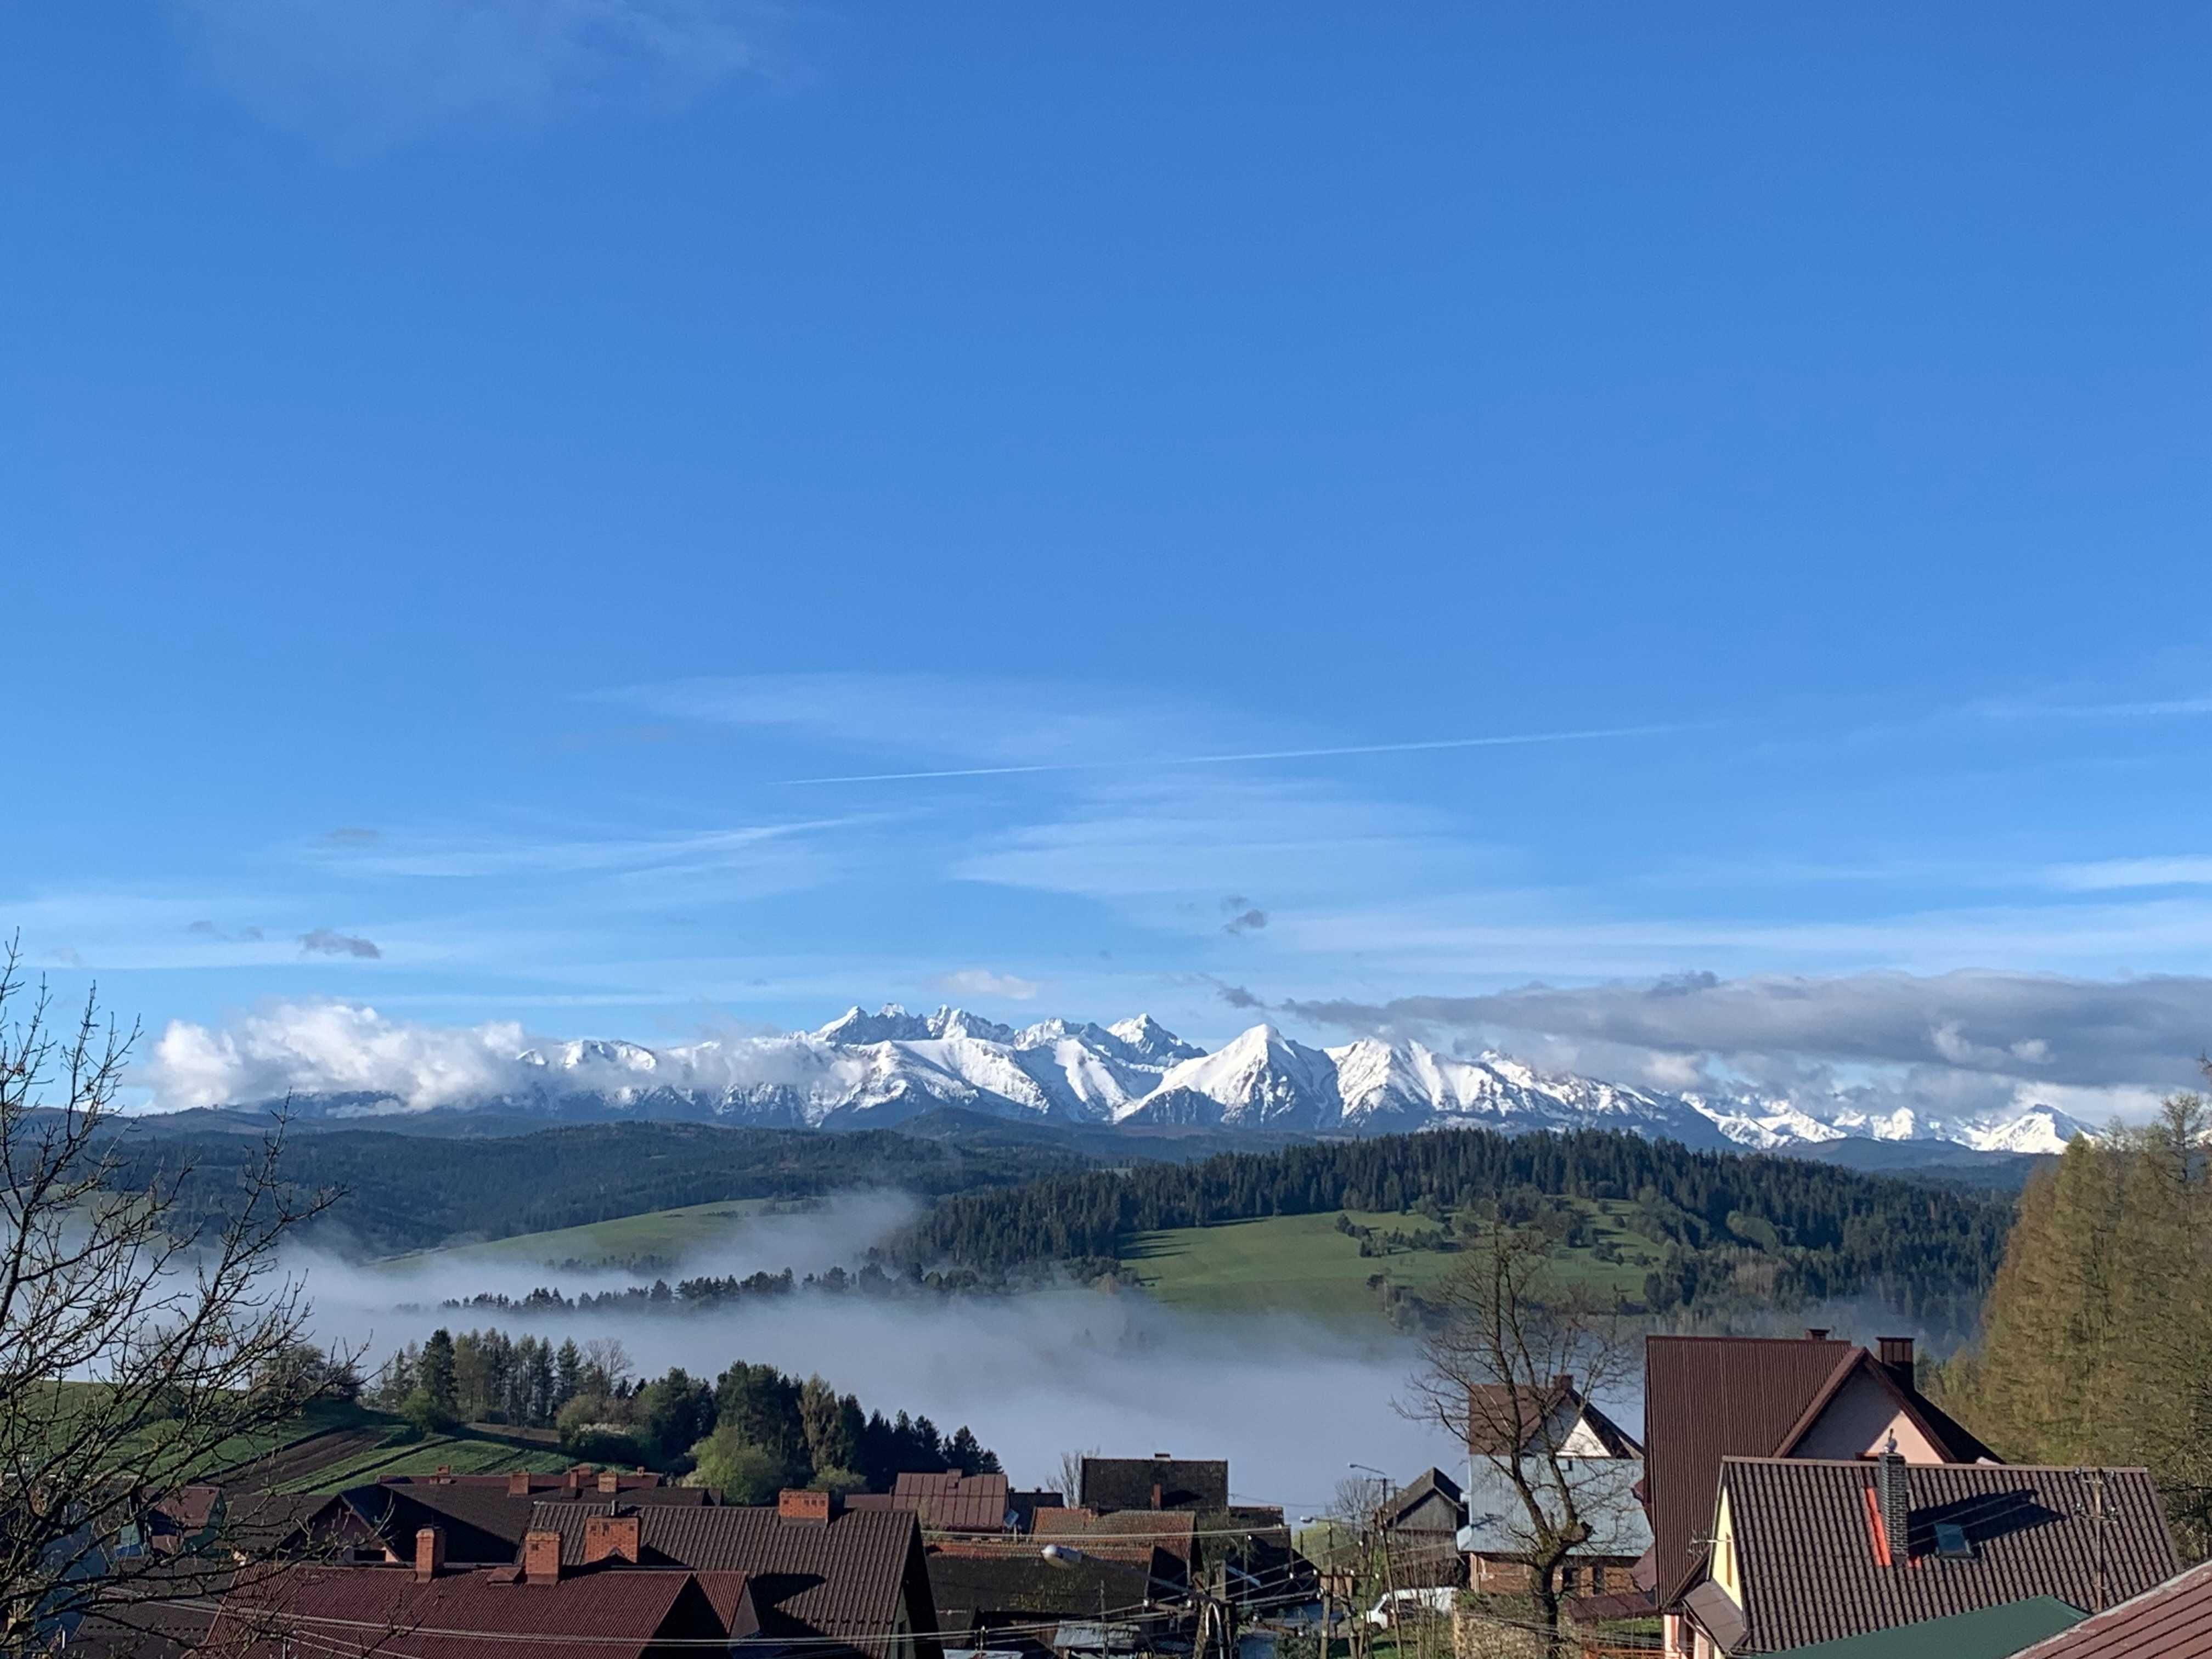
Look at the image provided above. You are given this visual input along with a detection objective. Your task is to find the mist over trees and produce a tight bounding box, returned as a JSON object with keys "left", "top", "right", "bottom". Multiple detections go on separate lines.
{"left": 368, "top": 1324, "right": 998, "bottom": 1492}
{"left": 903, "top": 1128, "right": 2012, "bottom": 1318}
{"left": 1940, "top": 1086, "right": 2212, "bottom": 1558}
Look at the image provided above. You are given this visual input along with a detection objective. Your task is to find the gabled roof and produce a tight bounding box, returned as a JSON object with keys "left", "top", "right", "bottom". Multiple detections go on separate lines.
{"left": 1643, "top": 1334, "right": 1854, "bottom": 1606}
{"left": 1079, "top": 1458, "right": 1227, "bottom": 1513}
{"left": 1706, "top": 1458, "right": 2179, "bottom": 1654}
{"left": 205, "top": 1562, "right": 723, "bottom": 1659}
{"left": 341, "top": 1482, "right": 710, "bottom": 1564}
{"left": 1466, "top": 1380, "right": 1641, "bottom": 1458}
{"left": 2010, "top": 1556, "right": 2212, "bottom": 1659}
{"left": 1378, "top": 1468, "right": 1466, "bottom": 1532}
{"left": 526, "top": 1500, "right": 938, "bottom": 1658}
{"left": 1774, "top": 1347, "right": 1998, "bottom": 1467}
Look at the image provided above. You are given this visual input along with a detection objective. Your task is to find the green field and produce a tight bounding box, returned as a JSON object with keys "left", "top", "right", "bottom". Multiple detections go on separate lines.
{"left": 1120, "top": 1201, "right": 1667, "bottom": 1324}
{"left": 375, "top": 1195, "right": 800, "bottom": 1275}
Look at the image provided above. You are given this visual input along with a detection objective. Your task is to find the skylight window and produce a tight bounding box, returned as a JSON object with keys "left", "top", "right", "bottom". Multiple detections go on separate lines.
{"left": 1933, "top": 1521, "right": 1972, "bottom": 1559}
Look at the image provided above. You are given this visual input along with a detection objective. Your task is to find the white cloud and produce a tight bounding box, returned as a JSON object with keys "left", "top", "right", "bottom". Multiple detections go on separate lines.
{"left": 149, "top": 1003, "right": 529, "bottom": 1110}
{"left": 2045, "top": 855, "right": 2212, "bottom": 891}
{"left": 934, "top": 968, "right": 1041, "bottom": 1001}
{"left": 167, "top": 0, "right": 769, "bottom": 148}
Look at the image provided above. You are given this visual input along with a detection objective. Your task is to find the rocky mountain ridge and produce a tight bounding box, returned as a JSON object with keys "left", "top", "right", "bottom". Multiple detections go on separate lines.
{"left": 251, "top": 1002, "right": 2092, "bottom": 1155}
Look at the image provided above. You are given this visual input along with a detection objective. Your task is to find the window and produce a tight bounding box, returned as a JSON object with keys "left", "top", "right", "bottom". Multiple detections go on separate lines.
{"left": 1559, "top": 1564, "right": 1580, "bottom": 1596}
{"left": 1589, "top": 1565, "right": 1605, "bottom": 1595}
{"left": 1933, "top": 1522, "right": 1972, "bottom": 1560}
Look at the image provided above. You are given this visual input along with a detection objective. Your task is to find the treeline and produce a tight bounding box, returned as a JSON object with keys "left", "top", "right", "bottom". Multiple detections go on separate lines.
{"left": 436, "top": 1259, "right": 1013, "bottom": 1316}
{"left": 105, "top": 1120, "right": 1092, "bottom": 1255}
{"left": 1939, "top": 1092, "right": 2212, "bottom": 1559}
{"left": 369, "top": 1326, "right": 997, "bottom": 1498}
{"left": 901, "top": 1128, "right": 2013, "bottom": 1311}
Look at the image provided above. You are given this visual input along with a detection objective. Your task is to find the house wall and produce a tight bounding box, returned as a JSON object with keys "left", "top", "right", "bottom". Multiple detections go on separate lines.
{"left": 1466, "top": 1554, "right": 1635, "bottom": 1598}
{"left": 1788, "top": 1372, "right": 1943, "bottom": 1462}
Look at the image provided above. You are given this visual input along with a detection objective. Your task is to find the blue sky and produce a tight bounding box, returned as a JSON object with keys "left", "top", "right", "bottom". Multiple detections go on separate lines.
{"left": 5, "top": 2, "right": 2210, "bottom": 1116}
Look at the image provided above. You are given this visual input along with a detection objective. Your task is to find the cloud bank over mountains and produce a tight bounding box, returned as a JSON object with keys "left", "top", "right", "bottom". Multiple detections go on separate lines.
{"left": 141, "top": 965, "right": 2211, "bottom": 1150}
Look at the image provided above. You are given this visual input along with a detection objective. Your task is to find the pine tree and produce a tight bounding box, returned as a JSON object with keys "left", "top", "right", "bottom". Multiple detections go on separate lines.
{"left": 419, "top": 1329, "right": 459, "bottom": 1421}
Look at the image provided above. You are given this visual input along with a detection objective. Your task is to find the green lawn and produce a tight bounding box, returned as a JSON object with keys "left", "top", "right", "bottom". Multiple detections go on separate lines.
{"left": 374, "top": 1195, "right": 798, "bottom": 1276}
{"left": 1120, "top": 1201, "right": 1666, "bottom": 1325}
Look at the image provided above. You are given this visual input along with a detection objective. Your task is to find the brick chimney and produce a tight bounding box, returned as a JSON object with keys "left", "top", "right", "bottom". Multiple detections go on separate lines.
{"left": 565, "top": 1466, "right": 588, "bottom": 1492}
{"left": 414, "top": 1526, "right": 447, "bottom": 1583}
{"left": 1804, "top": 1328, "right": 1831, "bottom": 1341}
{"left": 778, "top": 1488, "right": 838, "bottom": 1523}
{"left": 523, "top": 1530, "right": 562, "bottom": 1585}
{"left": 583, "top": 1512, "right": 642, "bottom": 1564}
{"left": 1877, "top": 1336, "right": 1916, "bottom": 1390}
{"left": 434, "top": 1464, "right": 453, "bottom": 1482}
{"left": 509, "top": 1471, "right": 534, "bottom": 1497}
{"left": 1876, "top": 1441, "right": 1910, "bottom": 1565}
{"left": 597, "top": 1469, "right": 620, "bottom": 1494}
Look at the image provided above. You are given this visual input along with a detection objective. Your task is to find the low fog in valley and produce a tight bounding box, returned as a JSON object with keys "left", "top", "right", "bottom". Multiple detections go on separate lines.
{"left": 289, "top": 1193, "right": 1466, "bottom": 1510}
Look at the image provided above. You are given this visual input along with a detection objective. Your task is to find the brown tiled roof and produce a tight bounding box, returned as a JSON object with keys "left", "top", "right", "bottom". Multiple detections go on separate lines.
{"left": 1466, "top": 1381, "right": 1642, "bottom": 1458}
{"left": 1643, "top": 1334, "right": 1853, "bottom": 1606}
{"left": 205, "top": 1562, "right": 723, "bottom": 1659}
{"left": 1710, "top": 1458, "right": 2179, "bottom": 1654}
{"left": 343, "top": 1481, "right": 713, "bottom": 1562}
{"left": 1033, "top": 1509, "right": 1198, "bottom": 1566}
{"left": 527, "top": 1500, "right": 939, "bottom": 1659}
{"left": 2011, "top": 1557, "right": 2212, "bottom": 1659}
{"left": 1079, "top": 1457, "right": 1227, "bottom": 1513}
{"left": 341, "top": 1485, "right": 539, "bottom": 1564}
{"left": 893, "top": 1471, "right": 1013, "bottom": 1532}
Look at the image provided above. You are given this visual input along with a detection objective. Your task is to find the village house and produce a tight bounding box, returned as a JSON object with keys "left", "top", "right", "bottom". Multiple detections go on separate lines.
{"left": 1641, "top": 1331, "right": 1999, "bottom": 1657}
{"left": 201, "top": 1524, "right": 758, "bottom": 1659}
{"left": 1456, "top": 1374, "right": 1649, "bottom": 1604}
{"left": 1677, "top": 1452, "right": 2179, "bottom": 1658}
{"left": 524, "top": 1489, "right": 944, "bottom": 1659}
{"left": 1079, "top": 1455, "right": 1229, "bottom": 1514}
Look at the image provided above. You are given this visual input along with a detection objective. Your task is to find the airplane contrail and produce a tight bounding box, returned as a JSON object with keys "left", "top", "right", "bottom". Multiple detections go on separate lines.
{"left": 767, "top": 721, "right": 1688, "bottom": 785}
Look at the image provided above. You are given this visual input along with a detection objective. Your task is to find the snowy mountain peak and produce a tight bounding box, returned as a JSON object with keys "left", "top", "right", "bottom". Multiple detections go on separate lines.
{"left": 1106, "top": 1013, "right": 1205, "bottom": 1064}
{"left": 250, "top": 1005, "right": 2100, "bottom": 1160}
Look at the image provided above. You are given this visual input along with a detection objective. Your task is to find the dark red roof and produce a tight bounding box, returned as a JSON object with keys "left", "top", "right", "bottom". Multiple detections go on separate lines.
{"left": 1708, "top": 1458, "right": 2179, "bottom": 1654}
{"left": 527, "top": 1500, "right": 939, "bottom": 1659}
{"left": 206, "top": 1563, "right": 722, "bottom": 1659}
{"left": 2012, "top": 1557, "right": 2212, "bottom": 1659}
{"left": 1643, "top": 1333, "right": 1854, "bottom": 1606}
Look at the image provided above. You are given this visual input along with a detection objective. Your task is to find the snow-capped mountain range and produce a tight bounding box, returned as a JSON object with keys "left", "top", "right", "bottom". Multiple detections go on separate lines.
{"left": 265, "top": 1002, "right": 2093, "bottom": 1156}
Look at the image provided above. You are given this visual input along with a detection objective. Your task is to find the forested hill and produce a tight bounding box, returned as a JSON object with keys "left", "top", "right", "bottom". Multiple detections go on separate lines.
{"left": 900, "top": 1128, "right": 2015, "bottom": 1316}
{"left": 104, "top": 1119, "right": 1097, "bottom": 1256}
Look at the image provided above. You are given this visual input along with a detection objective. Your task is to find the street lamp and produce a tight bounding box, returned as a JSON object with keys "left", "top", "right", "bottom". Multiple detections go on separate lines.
{"left": 1041, "top": 1544, "right": 1232, "bottom": 1659}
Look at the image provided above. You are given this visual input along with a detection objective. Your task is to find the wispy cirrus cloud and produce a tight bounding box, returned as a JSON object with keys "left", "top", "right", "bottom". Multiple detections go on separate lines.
{"left": 2044, "top": 855, "right": 2212, "bottom": 891}
{"left": 304, "top": 819, "right": 863, "bottom": 883}
{"left": 166, "top": 0, "right": 775, "bottom": 150}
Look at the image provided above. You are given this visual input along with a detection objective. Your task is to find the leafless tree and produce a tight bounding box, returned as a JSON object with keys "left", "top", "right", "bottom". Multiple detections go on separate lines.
{"left": 0, "top": 939, "right": 348, "bottom": 1648}
{"left": 1055, "top": 1445, "right": 1099, "bottom": 1504}
{"left": 1402, "top": 1223, "right": 1641, "bottom": 1656}
{"left": 582, "top": 1335, "right": 634, "bottom": 1395}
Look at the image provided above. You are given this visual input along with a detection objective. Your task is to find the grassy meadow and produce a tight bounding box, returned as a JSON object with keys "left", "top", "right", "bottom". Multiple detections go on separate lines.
{"left": 1119, "top": 1199, "right": 1667, "bottom": 1324}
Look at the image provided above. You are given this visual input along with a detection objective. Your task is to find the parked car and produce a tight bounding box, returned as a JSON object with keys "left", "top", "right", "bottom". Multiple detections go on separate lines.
{"left": 1364, "top": 1588, "right": 1457, "bottom": 1628}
